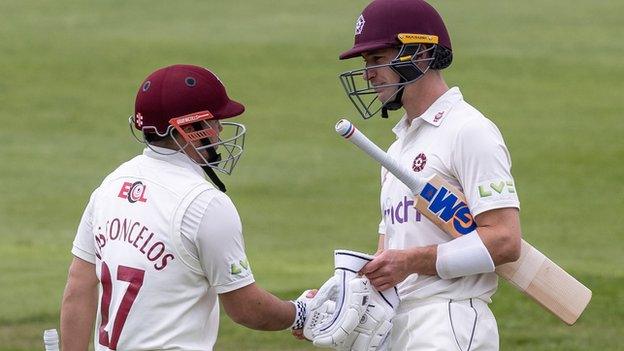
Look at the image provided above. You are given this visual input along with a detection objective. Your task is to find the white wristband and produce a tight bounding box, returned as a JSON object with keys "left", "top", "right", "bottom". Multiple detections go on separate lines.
{"left": 436, "top": 230, "right": 495, "bottom": 279}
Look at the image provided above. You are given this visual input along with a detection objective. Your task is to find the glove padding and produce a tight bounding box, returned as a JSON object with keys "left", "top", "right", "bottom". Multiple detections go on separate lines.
{"left": 304, "top": 273, "right": 372, "bottom": 347}
{"left": 334, "top": 286, "right": 399, "bottom": 351}
{"left": 304, "top": 250, "right": 400, "bottom": 351}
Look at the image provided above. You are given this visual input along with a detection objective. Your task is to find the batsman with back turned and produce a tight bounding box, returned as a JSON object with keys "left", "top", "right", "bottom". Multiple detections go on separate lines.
{"left": 59, "top": 64, "right": 311, "bottom": 351}
{"left": 337, "top": 1, "right": 523, "bottom": 349}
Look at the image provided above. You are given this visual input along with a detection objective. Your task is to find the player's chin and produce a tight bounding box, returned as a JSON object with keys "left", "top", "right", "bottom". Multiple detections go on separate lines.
{"left": 184, "top": 148, "right": 208, "bottom": 164}
{"left": 195, "top": 147, "right": 213, "bottom": 161}
{"left": 376, "top": 88, "right": 396, "bottom": 103}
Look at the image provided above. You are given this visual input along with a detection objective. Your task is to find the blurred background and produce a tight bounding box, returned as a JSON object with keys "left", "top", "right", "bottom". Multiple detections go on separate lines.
{"left": 0, "top": 0, "right": 622, "bottom": 350}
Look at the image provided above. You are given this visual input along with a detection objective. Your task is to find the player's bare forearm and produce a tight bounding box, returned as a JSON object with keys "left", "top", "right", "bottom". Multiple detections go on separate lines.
{"left": 400, "top": 208, "right": 521, "bottom": 278}
{"left": 363, "top": 208, "right": 521, "bottom": 290}
{"left": 60, "top": 257, "right": 98, "bottom": 351}
{"left": 474, "top": 207, "right": 522, "bottom": 265}
{"left": 405, "top": 245, "right": 438, "bottom": 275}
{"left": 220, "top": 283, "right": 295, "bottom": 331}
{"left": 403, "top": 208, "right": 521, "bottom": 274}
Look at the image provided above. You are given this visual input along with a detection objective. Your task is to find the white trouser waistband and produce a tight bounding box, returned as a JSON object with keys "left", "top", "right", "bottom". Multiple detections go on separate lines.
{"left": 397, "top": 297, "right": 488, "bottom": 315}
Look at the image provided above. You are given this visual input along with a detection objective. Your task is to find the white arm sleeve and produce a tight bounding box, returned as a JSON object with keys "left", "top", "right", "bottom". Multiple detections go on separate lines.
{"left": 187, "top": 191, "right": 254, "bottom": 294}
{"left": 452, "top": 118, "right": 520, "bottom": 216}
{"left": 71, "top": 190, "right": 98, "bottom": 263}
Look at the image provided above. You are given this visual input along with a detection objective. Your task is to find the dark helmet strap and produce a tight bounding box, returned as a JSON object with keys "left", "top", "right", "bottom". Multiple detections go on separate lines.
{"left": 202, "top": 165, "right": 226, "bottom": 192}
{"left": 381, "top": 78, "right": 406, "bottom": 118}
{"left": 381, "top": 43, "right": 437, "bottom": 118}
{"left": 192, "top": 122, "right": 227, "bottom": 192}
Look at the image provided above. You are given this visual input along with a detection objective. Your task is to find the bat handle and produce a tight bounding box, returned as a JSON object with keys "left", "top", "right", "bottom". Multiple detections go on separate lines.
{"left": 335, "top": 119, "right": 424, "bottom": 194}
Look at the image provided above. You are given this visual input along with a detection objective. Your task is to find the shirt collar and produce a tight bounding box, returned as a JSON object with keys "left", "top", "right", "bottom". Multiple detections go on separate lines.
{"left": 142, "top": 146, "right": 205, "bottom": 178}
{"left": 420, "top": 87, "right": 462, "bottom": 127}
{"left": 391, "top": 114, "right": 415, "bottom": 138}
{"left": 392, "top": 86, "right": 463, "bottom": 137}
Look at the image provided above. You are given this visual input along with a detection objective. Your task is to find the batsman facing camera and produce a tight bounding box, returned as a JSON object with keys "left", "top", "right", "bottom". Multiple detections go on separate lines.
{"left": 336, "top": 0, "right": 593, "bottom": 349}
{"left": 60, "top": 64, "right": 310, "bottom": 351}
{"left": 339, "top": 0, "right": 453, "bottom": 119}
{"left": 335, "top": 0, "right": 528, "bottom": 350}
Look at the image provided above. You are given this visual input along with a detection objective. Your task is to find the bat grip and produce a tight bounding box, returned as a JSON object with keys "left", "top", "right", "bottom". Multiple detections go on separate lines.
{"left": 335, "top": 119, "right": 424, "bottom": 194}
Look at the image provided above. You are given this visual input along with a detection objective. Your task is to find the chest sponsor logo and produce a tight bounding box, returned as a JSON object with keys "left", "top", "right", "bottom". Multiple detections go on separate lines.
{"left": 412, "top": 153, "right": 427, "bottom": 172}
{"left": 419, "top": 183, "right": 477, "bottom": 235}
{"left": 383, "top": 196, "right": 422, "bottom": 225}
{"left": 478, "top": 180, "right": 516, "bottom": 198}
{"left": 118, "top": 181, "right": 147, "bottom": 203}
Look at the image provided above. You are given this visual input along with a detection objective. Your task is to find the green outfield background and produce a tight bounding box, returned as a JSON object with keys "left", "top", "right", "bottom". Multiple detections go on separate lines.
{"left": 1, "top": 0, "right": 622, "bottom": 350}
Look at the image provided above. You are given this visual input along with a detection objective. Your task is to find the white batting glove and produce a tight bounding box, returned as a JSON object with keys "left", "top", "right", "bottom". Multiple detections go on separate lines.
{"left": 336, "top": 286, "right": 399, "bottom": 351}
{"left": 303, "top": 250, "right": 383, "bottom": 348}
{"left": 304, "top": 274, "right": 372, "bottom": 347}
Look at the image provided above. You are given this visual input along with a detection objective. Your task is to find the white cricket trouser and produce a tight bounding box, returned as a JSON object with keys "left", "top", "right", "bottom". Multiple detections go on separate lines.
{"left": 389, "top": 298, "right": 499, "bottom": 351}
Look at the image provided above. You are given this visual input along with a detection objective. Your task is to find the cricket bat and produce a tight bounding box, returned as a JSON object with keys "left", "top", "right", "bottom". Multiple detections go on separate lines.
{"left": 335, "top": 119, "right": 591, "bottom": 325}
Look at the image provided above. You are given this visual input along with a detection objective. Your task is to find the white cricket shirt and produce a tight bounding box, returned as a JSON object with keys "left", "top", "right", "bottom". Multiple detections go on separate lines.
{"left": 379, "top": 87, "right": 520, "bottom": 303}
{"left": 72, "top": 147, "right": 254, "bottom": 351}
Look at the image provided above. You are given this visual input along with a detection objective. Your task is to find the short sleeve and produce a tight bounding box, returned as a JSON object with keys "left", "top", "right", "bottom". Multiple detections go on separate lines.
{"left": 452, "top": 119, "right": 520, "bottom": 216}
{"left": 194, "top": 192, "right": 254, "bottom": 294}
{"left": 71, "top": 190, "right": 97, "bottom": 263}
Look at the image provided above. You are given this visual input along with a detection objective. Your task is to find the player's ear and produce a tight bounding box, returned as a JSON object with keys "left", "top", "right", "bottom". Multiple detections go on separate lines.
{"left": 416, "top": 44, "right": 432, "bottom": 59}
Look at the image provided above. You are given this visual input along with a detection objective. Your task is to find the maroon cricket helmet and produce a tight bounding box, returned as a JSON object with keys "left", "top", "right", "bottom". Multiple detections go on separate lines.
{"left": 339, "top": 0, "right": 452, "bottom": 60}
{"left": 134, "top": 64, "right": 245, "bottom": 135}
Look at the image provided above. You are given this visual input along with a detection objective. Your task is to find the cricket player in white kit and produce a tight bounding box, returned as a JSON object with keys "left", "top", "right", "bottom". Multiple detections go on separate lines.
{"left": 338, "top": 1, "right": 522, "bottom": 350}
{"left": 60, "top": 64, "right": 308, "bottom": 351}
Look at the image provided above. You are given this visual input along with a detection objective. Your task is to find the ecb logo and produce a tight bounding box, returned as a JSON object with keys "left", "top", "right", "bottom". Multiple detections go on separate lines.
{"left": 117, "top": 181, "right": 148, "bottom": 203}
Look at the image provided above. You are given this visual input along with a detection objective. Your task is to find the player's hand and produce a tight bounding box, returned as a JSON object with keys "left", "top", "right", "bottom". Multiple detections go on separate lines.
{"left": 360, "top": 249, "right": 412, "bottom": 291}
{"left": 292, "top": 289, "right": 317, "bottom": 340}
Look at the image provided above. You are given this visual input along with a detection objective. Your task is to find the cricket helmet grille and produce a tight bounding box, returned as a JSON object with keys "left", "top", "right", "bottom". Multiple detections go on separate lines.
{"left": 338, "top": 0, "right": 453, "bottom": 119}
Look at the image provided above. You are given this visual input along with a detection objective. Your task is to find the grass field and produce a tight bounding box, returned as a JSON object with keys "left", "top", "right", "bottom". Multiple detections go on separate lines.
{"left": 1, "top": 0, "right": 623, "bottom": 350}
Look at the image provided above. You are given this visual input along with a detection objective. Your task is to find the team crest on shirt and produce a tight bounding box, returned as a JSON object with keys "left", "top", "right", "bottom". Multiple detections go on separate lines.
{"left": 355, "top": 14, "right": 365, "bottom": 35}
{"left": 433, "top": 111, "right": 445, "bottom": 123}
{"left": 412, "top": 153, "right": 427, "bottom": 172}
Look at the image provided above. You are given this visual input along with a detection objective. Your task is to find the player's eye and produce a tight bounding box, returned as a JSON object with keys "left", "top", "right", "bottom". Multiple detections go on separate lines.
{"left": 364, "top": 56, "right": 383, "bottom": 67}
{"left": 372, "top": 56, "right": 386, "bottom": 64}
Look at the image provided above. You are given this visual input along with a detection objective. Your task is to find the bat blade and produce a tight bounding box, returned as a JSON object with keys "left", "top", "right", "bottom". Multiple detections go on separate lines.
{"left": 335, "top": 118, "right": 591, "bottom": 325}
{"left": 495, "top": 241, "right": 592, "bottom": 325}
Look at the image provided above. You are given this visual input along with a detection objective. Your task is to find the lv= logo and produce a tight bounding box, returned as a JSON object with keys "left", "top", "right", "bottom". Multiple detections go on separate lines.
{"left": 479, "top": 181, "right": 515, "bottom": 198}
{"left": 230, "top": 259, "right": 250, "bottom": 275}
